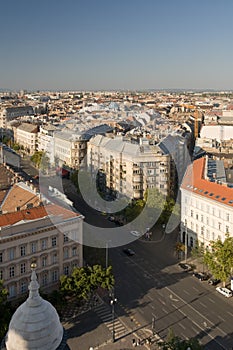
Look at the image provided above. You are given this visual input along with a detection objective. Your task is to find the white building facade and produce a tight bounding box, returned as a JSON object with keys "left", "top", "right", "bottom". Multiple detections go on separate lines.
{"left": 180, "top": 156, "right": 233, "bottom": 248}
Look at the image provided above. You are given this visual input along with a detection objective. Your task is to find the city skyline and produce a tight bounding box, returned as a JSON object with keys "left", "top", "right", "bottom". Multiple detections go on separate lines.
{"left": 1, "top": 0, "right": 233, "bottom": 91}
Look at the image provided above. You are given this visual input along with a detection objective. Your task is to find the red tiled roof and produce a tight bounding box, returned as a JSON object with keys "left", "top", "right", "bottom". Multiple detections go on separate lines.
{"left": 0, "top": 203, "right": 80, "bottom": 228}
{"left": 181, "top": 157, "right": 233, "bottom": 207}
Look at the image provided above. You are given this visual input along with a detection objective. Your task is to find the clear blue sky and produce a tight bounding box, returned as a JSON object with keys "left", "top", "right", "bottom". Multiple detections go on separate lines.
{"left": 1, "top": 0, "right": 233, "bottom": 91}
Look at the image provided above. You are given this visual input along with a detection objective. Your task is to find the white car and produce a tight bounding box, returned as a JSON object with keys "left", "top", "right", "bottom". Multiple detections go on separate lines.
{"left": 130, "top": 230, "right": 141, "bottom": 237}
{"left": 216, "top": 286, "right": 232, "bottom": 298}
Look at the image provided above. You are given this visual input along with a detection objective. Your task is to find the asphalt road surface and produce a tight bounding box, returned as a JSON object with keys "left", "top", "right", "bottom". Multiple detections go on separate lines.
{"left": 42, "top": 177, "right": 233, "bottom": 349}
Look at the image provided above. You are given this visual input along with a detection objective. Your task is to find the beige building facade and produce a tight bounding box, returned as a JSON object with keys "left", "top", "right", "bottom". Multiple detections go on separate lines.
{"left": 54, "top": 131, "right": 87, "bottom": 169}
{"left": 87, "top": 135, "right": 171, "bottom": 199}
{"left": 0, "top": 204, "right": 83, "bottom": 299}
{"left": 15, "top": 123, "right": 38, "bottom": 154}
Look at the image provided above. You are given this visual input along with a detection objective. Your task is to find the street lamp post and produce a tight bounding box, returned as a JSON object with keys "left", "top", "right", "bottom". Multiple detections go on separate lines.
{"left": 106, "top": 241, "right": 108, "bottom": 269}
{"left": 185, "top": 219, "right": 188, "bottom": 263}
{"left": 110, "top": 291, "right": 117, "bottom": 342}
{"left": 152, "top": 314, "right": 156, "bottom": 335}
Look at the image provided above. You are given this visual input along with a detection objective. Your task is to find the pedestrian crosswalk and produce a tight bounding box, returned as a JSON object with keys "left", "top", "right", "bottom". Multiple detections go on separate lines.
{"left": 94, "top": 303, "right": 128, "bottom": 339}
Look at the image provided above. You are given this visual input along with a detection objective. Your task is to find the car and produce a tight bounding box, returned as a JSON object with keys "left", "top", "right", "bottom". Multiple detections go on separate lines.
{"left": 192, "top": 272, "right": 209, "bottom": 281}
{"left": 130, "top": 230, "right": 141, "bottom": 237}
{"left": 208, "top": 278, "right": 221, "bottom": 286}
{"left": 107, "top": 215, "right": 115, "bottom": 222}
{"left": 216, "top": 286, "right": 232, "bottom": 298}
{"left": 123, "top": 248, "right": 135, "bottom": 256}
{"left": 178, "top": 263, "right": 192, "bottom": 272}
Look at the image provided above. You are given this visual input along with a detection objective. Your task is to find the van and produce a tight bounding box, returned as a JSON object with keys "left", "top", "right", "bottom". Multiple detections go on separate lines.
{"left": 216, "top": 286, "right": 232, "bottom": 298}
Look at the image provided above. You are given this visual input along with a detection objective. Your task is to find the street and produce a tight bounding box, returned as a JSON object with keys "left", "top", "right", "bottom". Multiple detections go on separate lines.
{"left": 19, "top": 172, "right": 233, "bottom": 349}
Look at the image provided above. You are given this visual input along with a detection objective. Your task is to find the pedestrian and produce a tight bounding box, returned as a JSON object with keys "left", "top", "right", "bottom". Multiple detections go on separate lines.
{"left": 137, "top": 339, "right": 141, "bottom": 346}
{"left": 132, "top": 338, "right": 136, "bottom": 347}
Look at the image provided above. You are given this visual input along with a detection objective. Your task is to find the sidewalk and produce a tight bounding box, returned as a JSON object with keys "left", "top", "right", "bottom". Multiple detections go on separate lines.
{"left": 62, "top": 293, "right": 162, "bottom": 350}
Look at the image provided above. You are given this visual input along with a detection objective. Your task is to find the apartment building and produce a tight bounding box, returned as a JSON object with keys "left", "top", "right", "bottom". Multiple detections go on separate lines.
{"left": 87, "top": 135, "right": 171, "bottom": 199}
{"left": 37, "top": 124, "right": 58, "bottom": 164}
{"left": 180, "top": 156, "right": 233, "bottom": 248}
{"left": 0, "top": 203, "right": 83, "bottom": 299}
{"left": 54, "top": 131, "right": 88, "bottom": 169}
{"left": 15, "top": 123, "right": 38, "bottom": 154}
{"left": 0, "top": 106, "right": 34, "bottom": 128}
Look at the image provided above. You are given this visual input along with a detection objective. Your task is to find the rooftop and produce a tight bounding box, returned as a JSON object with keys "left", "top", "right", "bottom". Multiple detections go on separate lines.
{"left": 181, "top": 157, "right": 233, "bottom": 207}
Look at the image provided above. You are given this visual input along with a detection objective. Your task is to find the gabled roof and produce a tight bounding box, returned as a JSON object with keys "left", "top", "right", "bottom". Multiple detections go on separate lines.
{"left": 1, "top": 182, "right": 41, "bottom": 213}
{"left": 181, "top": 157, "right": 233, "bottom": 207}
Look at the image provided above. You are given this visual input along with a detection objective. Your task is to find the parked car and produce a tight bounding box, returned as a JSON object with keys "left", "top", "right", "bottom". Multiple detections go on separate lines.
{"left": 216, "top": 286, "right": 232, "bottom": 298}
{"left": 178, "top": 263, "right": 192, "bottom": 272}
{"left": 123, "top": 248, "right": 135, "bottom": 256}
{"left": 208, "top": 278, "right": 221, "bottom": 286}
{"left": 130, "top": 230, "right": 141, "bottom": 237}
{"left": 192, "top": 272, "right": 210, "bottom": 281}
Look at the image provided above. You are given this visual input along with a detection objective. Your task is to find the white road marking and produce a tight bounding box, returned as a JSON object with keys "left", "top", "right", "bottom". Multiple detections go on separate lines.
{"left": 158, "top": 298, "right": 166, "bottom": 305}
{"left": 217, "top": 315, "right": 225, "bottom": 322}
{"left": 179, "top": 323, "right": 186, "bottom": 330}
{"left": 162, "top": 307, "right": 168, "bottom": 314}
{"left": 208, "top": 298, "right": 215, "bottom": 304}
{"left": 227, "top": 311, "right": 233, "bottom": 317}
{"left": 199, "top": 301, "right": 207, "bottom": 308}
{"left": 192, "top": 286, "right": 199, "bottom": 292}
{"left": 183, "top": 289, "right": 190, "bottom": 295}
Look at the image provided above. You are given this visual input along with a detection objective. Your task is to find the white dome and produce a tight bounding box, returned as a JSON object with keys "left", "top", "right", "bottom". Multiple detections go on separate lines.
{"left": 5, "top": 269, "right": 64, "bottom": 350}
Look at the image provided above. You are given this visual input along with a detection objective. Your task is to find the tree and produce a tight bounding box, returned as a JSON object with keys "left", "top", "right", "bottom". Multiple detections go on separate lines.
{"left": 158, "top": 329, "right": 204, "bottom": 349}
{"left": 191, "top": 240, "right": 205, "bottom": 272}
{"left": 60, "top": 265, "right": 114, "bottom": 301}
{"left": 0, "top": 280, "right": 12, "bottom": 339}
{"left": 204, "top": 234, "right": 233, "bottom": 287}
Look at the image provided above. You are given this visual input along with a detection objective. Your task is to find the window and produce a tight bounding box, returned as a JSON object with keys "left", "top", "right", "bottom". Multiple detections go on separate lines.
{"left": 226, "top": 226, "right": 229, "bottom": 234}
{"left": 20, "top": 246, "right": 26, "bottom": 257}
{"left": 42, "top": 256, "right": 47, "bottom": 267}
{"left": 218, "top": 222, "right": 221, "bottom": 231}
{"left": 0, "top": 252, "right": 2, "bottom": 263}
{"left": 64, "top": 234, "right": 69, "bottom": 243}
{"left": 51, "top": 237, "right": 57, "bottom": 247}
{"left": 20, "top": 263, "right": 26, "bottom": 274}
{"left": 64, "top": 266, "right": 69, "bottom": 275}
{"left": 0, "top": 270, "right": 3, "bottom": 280}
{"left": 8, "top": 285, "right": 16, "bottom": 298}
{"left": 9, "top": 266, "right": 15, "bottom": 278}
{"left": 42, "top": 273, "right": 48, "bottom": 286}
{"left": 226, "top": 213, "right": 230, "bottom": 221}
{"left": 20, "top": 281, "right": 27, "bottom": 294}
{"left": 9, "top": 248, "right": 15, "bottom": 260}
{"left": 72, "top": 246, "right": 77, "bottom": 257}
{"left": 52, "top": 253, "right": 57, "bottom": 264}
{"left": 52, "top": 270, "right": 58, "bottom": 282}
{"left": 212, "top": 232, "right": 215, "bottom": 240}
{"left": 196, "top": 214, "right": 198, "bottom": 220}
{"left": 201, "top": 227, "right": 204, "bottom": 235}
{"left": 41, "top": 239, "right": 47, "bottom": 250}
{"left": 206, "top": 217, "right": 209, "bottom": 225}
{"left": 201, "top": 215, "right": 203, "bottom": 223}
{"left": 31, "top": 242, "right": 37, "bottom": 253}
{"left": 190, "top": 210, "right": 193, "bottom": 218}
{"left": 64, "top": 244, "right": 70, "bottom": 257}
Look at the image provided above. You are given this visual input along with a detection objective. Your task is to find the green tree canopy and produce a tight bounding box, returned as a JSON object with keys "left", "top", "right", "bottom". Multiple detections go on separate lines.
{"left": 204, "top": 234, "right": 233, "bottom": 286}
{"left": 60, "top": 265, "right": 114, "bottom": 301}
{"left": 159, "top": 328, "right": 204, "bottom": 349}
{"left": 0, "top": 280, "right": 12, "bottom": 339}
